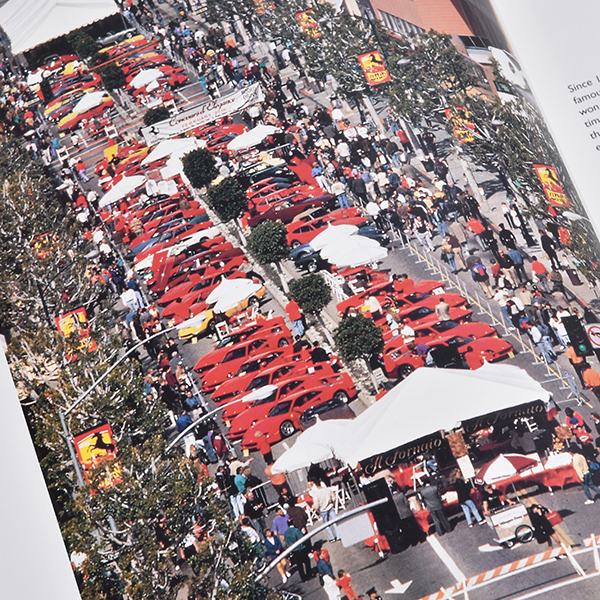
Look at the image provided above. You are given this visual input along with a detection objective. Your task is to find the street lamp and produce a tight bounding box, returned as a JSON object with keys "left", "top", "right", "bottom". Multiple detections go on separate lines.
{"left": 59, "top": 315, "right": 205, "bottom": 487}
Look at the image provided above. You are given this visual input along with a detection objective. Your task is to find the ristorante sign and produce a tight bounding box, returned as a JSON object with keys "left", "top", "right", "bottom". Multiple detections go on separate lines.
{"left": 141, "top": 83, "right": 265, "bottom": 146}
{"left": 359, "top": 400, "right": 547, "bottom": 476}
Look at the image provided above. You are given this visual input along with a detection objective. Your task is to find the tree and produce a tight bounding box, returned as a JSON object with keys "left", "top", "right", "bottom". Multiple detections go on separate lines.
{"left": 334, "top": 313, "right": 383, "bottom": 364}
{"left": 247, "top": 221, "right": 290, "bottom": 291}
{"left": 247, "top": 221, "right": 289, "bottom": 265}
{"left": 289, "top": 273, "right": 331, "bottom": 315}
{"left": 182, "top": 148, "right": 218, "bottom": 190}
{"left": 206, "top": 178, "right": 248, "bottom": 222}
{"left": 98, "top": 64, "right": 126, "bottom": 91}
{"left": 143, "top": 106, "right": 171, "bottom": 126}
{"left": 68, "top": 31, "right": 99, "bottom": 59}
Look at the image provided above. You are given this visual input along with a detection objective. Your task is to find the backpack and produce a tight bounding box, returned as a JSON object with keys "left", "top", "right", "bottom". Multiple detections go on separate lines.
{"left": 471, "top": 264, "right": 487, "bottom": 282}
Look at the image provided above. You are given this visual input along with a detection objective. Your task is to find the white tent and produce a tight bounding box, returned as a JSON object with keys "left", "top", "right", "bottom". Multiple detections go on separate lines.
{"left": 0, "top": 0, "right": 119, "bottom": 55}
{"left": 227, "top": 124, "right": 279, "bottom": 151}
{"left": 141, "top": 138, "right": 205, "bottom": 164}
{"left": 207, "top": 278, "right": 264, "bottom": 314}
{"left": 271, "top": 419, "right": 350, "bottom": 474}
{"left": 129, "top": 68, "right": 164, "bottom": 89}
{"left": 332, "top": 364, "right": 550, "bottom": 468}
{"left": 99, "top": 175, "right": 147, "bottom": 207}
{"left": 320, "top": 234, "right": 387, "bottom": 267}
{"left": 72, "top": 91, "right": 108, "bottom": 115}
{"left": 309, "top": 224, "right": 358, "bottom": 251}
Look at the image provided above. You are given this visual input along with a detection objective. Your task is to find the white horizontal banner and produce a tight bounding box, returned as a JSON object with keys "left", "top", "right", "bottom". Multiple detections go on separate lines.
{"left": 141, "top": 83, "right": 264, "bottom": 146}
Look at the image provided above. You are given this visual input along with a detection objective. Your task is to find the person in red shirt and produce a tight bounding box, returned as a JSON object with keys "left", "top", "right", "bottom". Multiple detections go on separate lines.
{"left": 392, "top": 273, "right": 414, "bottom": 294}
{"left": 530, "top": 255, "right": 550, "bottom": 293}
{"left": 286, "top": 299, "right": 304, "bottom": 338}
{"left": 336, "top": 570, "right": 360, "bottom": 600}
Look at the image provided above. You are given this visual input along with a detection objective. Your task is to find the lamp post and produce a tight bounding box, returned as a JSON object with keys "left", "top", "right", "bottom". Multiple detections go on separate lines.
{"left": 59, "top": 315, "right": 204, "bottom": 487}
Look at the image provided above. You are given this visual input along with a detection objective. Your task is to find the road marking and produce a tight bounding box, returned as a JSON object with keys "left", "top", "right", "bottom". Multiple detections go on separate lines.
{"left": 510, "top": 571, "right": 600, "bottom": 600}
{"left": 385, "top": 579, "right": 413, "bottom": 594}
{"left": 426, "top": 535, "right": 466, "bottom": 583}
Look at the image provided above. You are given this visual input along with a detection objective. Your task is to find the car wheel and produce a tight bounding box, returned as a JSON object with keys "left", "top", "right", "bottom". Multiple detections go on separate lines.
{"left": 278, "top": 338, "right": 290, "bottom": 347}
{"left": 291, "top": 240, "right": 301, "bottom": 249}
{"left": 280, "top": 420, "right": 296, "bottom": 438}
{"left": 307, "top": 259, "right": 318, "bottom": 273}
{"left": 248, "top": 296, "right": 259, "bottom": 308}
{"left": 126, "top": 31, "right": 133, "bottom": 38}
{"left": 206, "top": 319, "right": 216, "bottom": 335}
{"left": 398, "top": 364, "right": 415, "bottom": 380}
{"left": 333, "top": 390, "right": 349, "bottom": 404}
{"left": 515, "top": 524, "right": 534, "bottom": 544}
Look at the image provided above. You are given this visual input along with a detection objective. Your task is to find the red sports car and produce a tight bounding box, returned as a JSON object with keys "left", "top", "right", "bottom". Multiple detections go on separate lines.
{"left": 193, "top": 317, "right": 288, "bottom": 375}
{"left": 240, "top": 375, "right": 357, "bottom": 450}
{"left": 214, "top": 358, "right": 334, "bottom": 409}
{"left": 199, "top": 340, "right": 296, "bottom": 394}
{"left": 286, "top": 215, "right": 369, "bottom": 248}
{"left": 228, "top": 371, "right": 355, "bottom": 440}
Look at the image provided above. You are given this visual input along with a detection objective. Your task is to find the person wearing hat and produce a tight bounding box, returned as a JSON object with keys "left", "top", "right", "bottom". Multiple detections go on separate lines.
{"left": 366, "top": 587, "right": 382, "bottom": 600}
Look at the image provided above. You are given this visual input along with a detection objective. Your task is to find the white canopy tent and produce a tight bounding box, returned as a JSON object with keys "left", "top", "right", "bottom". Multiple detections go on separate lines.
{"left": 331, "top": 364, "right": 551, "bottom": 469}
{"left": 99, "top": 175, "right": 147, "bottom": 207}
{"left": 271, "top": 419, "right": 351, "bottom": 474}
{"left": 227, "top": 124, "right": 280, "bottom": 151}
{"left": 0, "top": 0, "right": 119, "bottom": 55}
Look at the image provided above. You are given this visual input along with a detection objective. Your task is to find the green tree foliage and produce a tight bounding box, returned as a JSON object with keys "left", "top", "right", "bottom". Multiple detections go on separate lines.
{"left": 67, "top": 31, "right": 99, "bottom": 59}
{"left": 206, "top": 178, "right": 248, "bottom": 222}
{"left": 289, "top": 273, "right": 331, "bottom": 315}
{"left": 98, "top": 64, "right": 126, "bottom": 91}
{"left": 247, "top": 220, "right": 289, "bottom": 265}
{"left": 182, "top": 148, "right": 218, "bottom": 189}
{"left": 334, "top": 314, "right": 383, "bottom": 363}
{"left": 1, "top": 139, "right": 280, "bottom": 599}
{"left": 143, "top": 106, "right": 171, "bottom": 126}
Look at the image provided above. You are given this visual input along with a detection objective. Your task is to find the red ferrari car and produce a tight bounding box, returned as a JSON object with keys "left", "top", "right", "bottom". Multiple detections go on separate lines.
{"left": 382, "top": 329, "right": 513, "bottom": 379}
{"left": 213, "top": 358, "right": 334, "bottom": 407}
{"left": 228, "top": 371, "right": 355, "bottom": 441}
{"left": 193, "top": 317, "right": 288, "bottom": 375}
{"left": 240, "top": 375, "right": 357, "bottom": 450}
{"left": 198, "top": 337, "right": 294, "bottom": 393}
{"left": 287, "top": 215, "right": 369, "bottom": 248}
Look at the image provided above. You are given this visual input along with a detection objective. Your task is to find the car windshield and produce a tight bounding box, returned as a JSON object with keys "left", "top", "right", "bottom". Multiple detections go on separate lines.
{"left": 433, "top": 321, "right": 460, "bottom": 332}
{"left": 247, "top": 375, "right": 270, "bottom": 390}
{"left": 268, "top": 401, "right": 292, "bottom": 416}
{"left": 252, "top": 390, "right": 278, "bottom": 406}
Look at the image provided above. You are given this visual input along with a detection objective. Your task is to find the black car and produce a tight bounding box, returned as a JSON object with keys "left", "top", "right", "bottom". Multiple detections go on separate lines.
{"left": 299, "top": 397, "right": 355, "bottom": 429}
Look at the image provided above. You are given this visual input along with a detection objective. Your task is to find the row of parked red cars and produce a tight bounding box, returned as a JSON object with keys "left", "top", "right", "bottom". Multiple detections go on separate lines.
{"left": 190, "top": 315, "right": 357, "bottom": 452}
{"left": 335, "top": 268, "right": 515, "bottom": 379}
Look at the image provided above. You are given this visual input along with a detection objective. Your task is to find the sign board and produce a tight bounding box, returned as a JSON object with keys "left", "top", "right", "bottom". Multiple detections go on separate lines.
{"left": 357, "top": 51, "right": 391, "bottom": 86}
{"left": 141, "top": 83, "right": 265, "bottom": 146}
{"left": 533, "top": 164, "right": 571, "bottom": 207}
{"left": 585, "top": 323, "right": 600, "bottom": 348}
{"left": 336, "top": 512, "right": 375, "bottom": 547}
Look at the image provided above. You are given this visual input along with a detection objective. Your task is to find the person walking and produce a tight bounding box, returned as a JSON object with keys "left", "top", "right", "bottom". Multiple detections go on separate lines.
{"left": 583, "top": 366, "right": 600, "bottom": 401}
{"left": 284, "top": 524, "right": 312, "bottom": 581}
{"left": 471, "top": 259, "right": 494, "bottom": 299}
{"left": 453, "top": 476, "right": 485, "bottom": 527}
{"left": 308, "top": 479, "right": 339, "bottom": 542}
{"left": 566, "top": 344, "right": 589, "bottom": 387}
{"left": 336, "top": 570, "right": 360, "bottom": 600}
{"left": 540, "top": 231, "right": 561, "bottom": 270}
{"left": 419, "top": 478, "right": 452, "bottom": 536}
{"left": 413, "top": 216, "right": 435, "bottom": 252}
{"left": 526, "top": 322, "right": 557, "bottom": 364}
{"left": 323, "top": 574, "right": 342, "bottom": 600}
{"left": 264, "top": 529, "right": 291, "bottom": 583}
{"left": 285, "top": 299, "right": 304, "bottom": 338}
{"left": 572, "top": 451, "right": 600, "bottom": 504}
{"left": 530, "top": 256, "right": 550, "bottom": 292}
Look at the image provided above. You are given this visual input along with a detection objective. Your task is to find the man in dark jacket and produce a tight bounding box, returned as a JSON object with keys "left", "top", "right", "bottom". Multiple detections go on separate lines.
{"left": 419, "top": 478, "right": 452, "bottom": 536}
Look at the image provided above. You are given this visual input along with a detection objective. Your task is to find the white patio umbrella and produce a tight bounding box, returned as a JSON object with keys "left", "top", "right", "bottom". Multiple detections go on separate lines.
{"left": 130, "top": 68, "right": 163, "bottom": 89}
{"left": 227, "top": 124, "right": 279, "bottom": 151}
{"left": 99, "top": 175, "right": 147, "bottom": 207}
{"left": 309, "top": 224, "right": 358, "bottom": 251}
{"left": 72, "top": 91, "right": 107, "bottom": 114}
{"left": 206, "top": 278, "right": 263, "bottom": 313}
{"left": 271, "top": 419, "right": 350, "bottom": 474}
{"left": 322, "top": 236, "right": 388, "bottom": 268}
{"left": 142, "top": 138, "right": 206, "bottom": 163}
